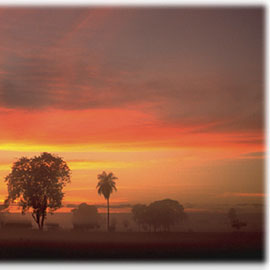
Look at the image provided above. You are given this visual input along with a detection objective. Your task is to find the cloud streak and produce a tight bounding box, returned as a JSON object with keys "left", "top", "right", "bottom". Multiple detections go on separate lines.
{"left": 0, "top": 8, "right": 263, "bottom": 135}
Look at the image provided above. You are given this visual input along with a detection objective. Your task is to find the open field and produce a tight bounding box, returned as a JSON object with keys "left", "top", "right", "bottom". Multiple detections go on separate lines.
{"left": 0, "top": 230, "right": 264, "bottom": 261}
{"left": 1, "top": 208, "right": 264, "bottom": 232}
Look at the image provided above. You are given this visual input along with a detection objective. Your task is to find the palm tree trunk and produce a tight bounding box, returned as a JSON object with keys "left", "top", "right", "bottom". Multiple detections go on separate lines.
{"left": 107, "top": 198, "right": 110, "bottom": 232}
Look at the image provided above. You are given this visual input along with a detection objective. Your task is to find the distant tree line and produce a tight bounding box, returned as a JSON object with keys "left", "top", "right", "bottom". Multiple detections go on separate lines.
{"left": 132, "top": 199, "right": 186, "bottom": 232}
{"left": 1, "top": 152, "right": 248, "bottom": 233}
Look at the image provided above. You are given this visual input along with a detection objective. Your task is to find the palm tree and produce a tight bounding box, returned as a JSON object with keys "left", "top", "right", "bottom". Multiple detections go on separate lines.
{"left": 96, "top": 171, "right": 117, "bottom": 232}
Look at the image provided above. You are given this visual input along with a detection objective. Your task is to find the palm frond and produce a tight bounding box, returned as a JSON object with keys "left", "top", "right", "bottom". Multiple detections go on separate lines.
{"left": 96, "top": 171, "right": 118, "bottom": 198}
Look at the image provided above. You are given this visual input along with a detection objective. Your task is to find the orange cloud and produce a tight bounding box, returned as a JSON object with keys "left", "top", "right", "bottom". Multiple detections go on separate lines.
{"left": 0, "top": 107, "right": 263, "bottom": 153}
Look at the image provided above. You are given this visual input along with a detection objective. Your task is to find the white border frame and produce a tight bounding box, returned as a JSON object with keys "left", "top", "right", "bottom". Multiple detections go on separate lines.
{"left": 0, "top": 1, "right": 268, "bottom": 270}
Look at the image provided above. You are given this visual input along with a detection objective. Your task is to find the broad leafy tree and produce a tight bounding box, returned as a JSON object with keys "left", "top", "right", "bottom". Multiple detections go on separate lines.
{"left": 72, "top": 203, "right": 101, "bottom": 231}
{"left": 5, "top": 152, "right": 71, "bottom": 230}
{"left": 147, "top": 199, "right": 185, "bottom": 231}
{"left": 131, "top": 204, "right": 148, "bottom": 231}
{"left": 132, "top": 199, "right": 186, "bottom": 232}
{"left": 96, "top": 171, "right": 117, "bottom": 232}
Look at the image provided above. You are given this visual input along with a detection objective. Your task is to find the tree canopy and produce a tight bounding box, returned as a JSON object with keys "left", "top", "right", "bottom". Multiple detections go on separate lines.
{"left": 72, "top": 203, "right": 101, "bottom": 231}
{"left": 5, "top": 152, "right": 71, "bottom": 230}
{"left": 96, "top": 171, "right": 117, "bottom": 200}
{"left": 132, "top": 199, "right": 186, "bottom": 232}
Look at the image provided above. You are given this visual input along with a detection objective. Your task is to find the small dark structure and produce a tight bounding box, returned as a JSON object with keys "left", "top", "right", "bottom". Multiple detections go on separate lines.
{"left": 46, "top": 222, "right": 60, "bottom": 231}
{"left": 73, "top": 223, "right": 100, "bottom": 231}
{"left": 228, "top": 208, "right": 247, "bottom": 231}
{"left": 72, "top": 203, "right": 101, "bottom": 231}
{"left": 1, "top": 221, "right": 32, "bottom": 229}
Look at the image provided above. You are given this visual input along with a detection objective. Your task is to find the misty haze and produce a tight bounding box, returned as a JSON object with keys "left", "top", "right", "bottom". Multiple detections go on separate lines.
{"left": 0, "top": 6, "right": 265, "bottom": 261}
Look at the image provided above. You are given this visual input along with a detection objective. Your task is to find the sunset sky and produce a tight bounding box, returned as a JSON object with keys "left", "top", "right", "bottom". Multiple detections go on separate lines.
{"left": 0, "top": 7, "right": 264, "bottom": 210}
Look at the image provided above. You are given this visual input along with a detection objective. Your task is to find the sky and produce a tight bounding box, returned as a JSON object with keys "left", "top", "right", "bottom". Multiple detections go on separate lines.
{"left": 0, "top": 7, "right": 265, "bottom": 210}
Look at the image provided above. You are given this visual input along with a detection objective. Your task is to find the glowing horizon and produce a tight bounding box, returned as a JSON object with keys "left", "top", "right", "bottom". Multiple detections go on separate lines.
{"left": 0, "top": 7, "right": 264, "bottom": 211}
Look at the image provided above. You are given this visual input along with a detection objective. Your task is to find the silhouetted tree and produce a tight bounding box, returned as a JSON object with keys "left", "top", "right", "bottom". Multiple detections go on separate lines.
{"left": 132, "top": 199, "right": 186, "bottom": 232}
{"left": 96, "top": 171, "right": 117, "bottom": 232}
{"left": 4, "top": 152, "right": 71, "bottom": 230}
{"left": 0, "top": 213, "right": 3, "bottom": 228}
{"left": 0, "top": 204, "right": 7, "bottom": 212}
{"left": 72, "top": 203, "right": 101, "bottom": 231}
{"left": 132, "top": 204, "right": 148, "bottom": 231}
{"left": 227, "top": 208, "right": 247, "bottom": 231}
{"left": 147, "top": 199, "right": 185, "bottom": 232}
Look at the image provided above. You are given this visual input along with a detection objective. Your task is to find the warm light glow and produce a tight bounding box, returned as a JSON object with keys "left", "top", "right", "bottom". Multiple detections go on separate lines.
{"left": 0, "top": 8, "right": 264, "bottom": 210}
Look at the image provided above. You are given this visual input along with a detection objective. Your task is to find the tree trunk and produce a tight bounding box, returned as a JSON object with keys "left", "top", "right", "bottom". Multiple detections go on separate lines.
{"left": 37, "top": 212, "right": 41, "bottom": 230}
{"left": 32, "top": 211, "right": 44, "bottom": 231}
{"left": 107, "top": 198, "right": 110, "bottom": 232}
{"left": 40, "top": 213, "right": 45, "bottom": 231}
{"left": 40, "top": 196, "right": 47, "bottom": 231}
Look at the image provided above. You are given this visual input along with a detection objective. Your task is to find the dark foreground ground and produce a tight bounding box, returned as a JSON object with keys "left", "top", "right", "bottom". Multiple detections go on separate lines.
{"left": 0, "top": 230, "right": 264, "bottom": 261}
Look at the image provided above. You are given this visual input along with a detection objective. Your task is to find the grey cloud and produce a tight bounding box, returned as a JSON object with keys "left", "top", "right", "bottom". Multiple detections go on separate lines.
{"left": 0, "top": 8, "right": 264, "bottom": 133}
{"left": 1, "top": 79, "right": 48, "bottom": 109}
{"left": 0, "top": 55, "right": 61, "bottom": 109}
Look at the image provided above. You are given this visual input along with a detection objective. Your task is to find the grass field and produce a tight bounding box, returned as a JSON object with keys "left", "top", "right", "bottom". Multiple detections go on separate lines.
{"left": 0, "top": 229, "right": 264, "bottom": 261}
